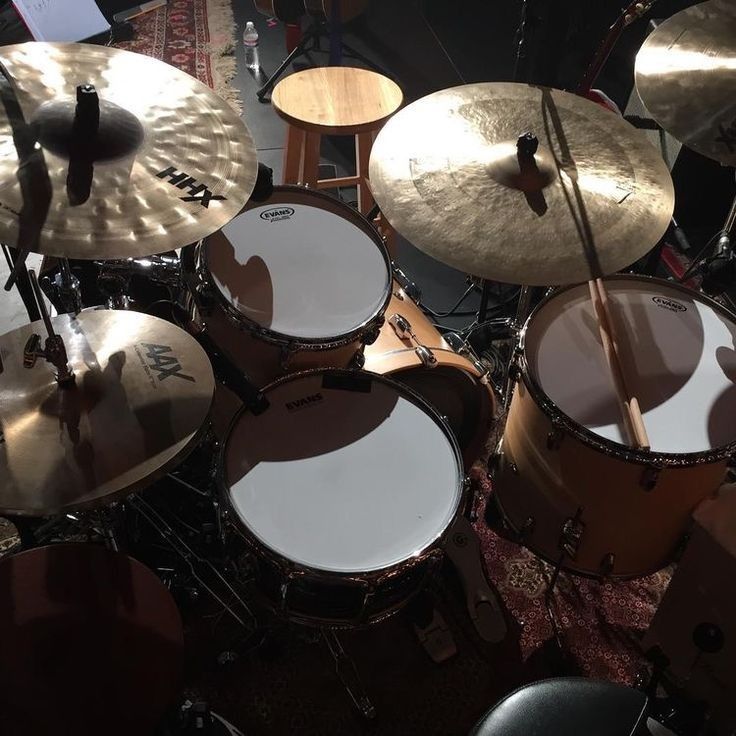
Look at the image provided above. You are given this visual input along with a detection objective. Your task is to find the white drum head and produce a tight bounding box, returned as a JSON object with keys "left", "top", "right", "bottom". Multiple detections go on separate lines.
{"left": 525, "top": 278, "right": 736, "bottom": 453}
{"left": 224, "top": 372, "right": 463, "bottom": 573}
{"left": 206, "top": 193, "right": 390, "bottom": 340}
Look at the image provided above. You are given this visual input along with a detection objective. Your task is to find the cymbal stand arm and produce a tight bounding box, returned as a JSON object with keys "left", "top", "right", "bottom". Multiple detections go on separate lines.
{"left": 25, "top": 270, "right": 74, "bottom": 385}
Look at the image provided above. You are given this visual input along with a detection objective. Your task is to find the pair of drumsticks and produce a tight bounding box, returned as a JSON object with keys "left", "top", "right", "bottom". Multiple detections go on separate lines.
{"left": 588, "top": 278, "right": 650, "bottom": 450}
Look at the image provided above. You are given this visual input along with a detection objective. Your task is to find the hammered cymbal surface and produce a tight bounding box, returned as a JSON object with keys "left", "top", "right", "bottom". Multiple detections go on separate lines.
{"left": 635, "top": 0, "right": 736, "bottom": 166}
{"left": 369, "top": 82, "right": 674, "bottom": 285}
{"left": 0, "top": 42, "right": 257, "bottom": 259}
{"left": 0, "top": 310, "right": 214, "bottom": 516}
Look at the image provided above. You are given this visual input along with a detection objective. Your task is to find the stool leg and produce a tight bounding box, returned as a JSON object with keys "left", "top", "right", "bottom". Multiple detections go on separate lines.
{"left": 283, "top": 125, "right": 304, "bottom": 185}
{"left": 301, "top": 132, "right": 321, "bottom": 188}
{"left": 355, "top": 132, "right": 375, "bottom": 215}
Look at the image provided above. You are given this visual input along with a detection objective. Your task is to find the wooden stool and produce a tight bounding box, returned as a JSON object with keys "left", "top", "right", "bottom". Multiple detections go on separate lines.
{"left": 272, "top": 66, "right": 403, "bottom": 218}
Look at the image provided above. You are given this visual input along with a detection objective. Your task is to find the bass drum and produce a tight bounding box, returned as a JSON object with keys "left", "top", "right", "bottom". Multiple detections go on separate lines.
{"left": 493, "top": 275, "right": 736, "bottom": 578}
{"left": 0, "top": 544, "right": 183, "bottom": 736}
{"left": 221, "top": 369, "right": 466, "bottom": 627}
{"left": 363, "top": 281, "right": 496, "bottom": 468}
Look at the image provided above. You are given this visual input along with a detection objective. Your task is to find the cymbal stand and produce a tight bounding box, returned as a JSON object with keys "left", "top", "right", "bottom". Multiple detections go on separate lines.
{"left": 24, "top": 270, "right": 74, "bottom": 385}
{"left": 42, "top": 258, "right": 82, "bottom": 315}
{"left": 1, "top": 244, "right": 40, "bottom": 322}
{"left": 468, "top": 281, "right": 535, "bottom": 407}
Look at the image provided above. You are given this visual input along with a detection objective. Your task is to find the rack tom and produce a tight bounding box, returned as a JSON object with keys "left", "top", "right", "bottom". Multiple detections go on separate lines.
{"left": 494, "top": 276, "right": 736, "bottom": 577}
{"left": 184, "top": 186, "right": 392, "bottom": 388}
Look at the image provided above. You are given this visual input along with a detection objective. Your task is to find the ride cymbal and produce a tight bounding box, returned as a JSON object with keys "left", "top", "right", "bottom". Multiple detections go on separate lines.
{"left": 0, "top": 309, "right": 214, "bottom": 516}
{"left": 369, "top": 82, "right": 674, "bottom": 285}
{"left": 635, "top": 0, "right": 736, "bottom": 167}
{"left": 0, "top": 42, "right": 258, "bottom": 259}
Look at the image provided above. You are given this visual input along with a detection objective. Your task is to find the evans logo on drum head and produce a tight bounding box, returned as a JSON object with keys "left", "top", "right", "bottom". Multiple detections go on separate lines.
{"left": 652, "top": 296, "right": 687, "bottom": 313}
{"left": 286, "top": 393, "right": 324, "bottom": 412}
{"left": 260, "top": 207, "right": 295, "bottom": 223}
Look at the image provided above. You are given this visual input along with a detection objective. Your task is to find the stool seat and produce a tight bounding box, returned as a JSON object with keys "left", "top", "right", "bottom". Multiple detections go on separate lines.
{"left": 272, "top": 67, "right": 403, "bottom": 135}
{"left": 470, "top": 678, "right": 648, "bottom": 736}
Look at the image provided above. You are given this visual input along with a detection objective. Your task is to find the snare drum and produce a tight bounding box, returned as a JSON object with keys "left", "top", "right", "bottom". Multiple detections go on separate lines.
{"left": 220, "top": 369, "right": 466, "bottom": 627}
{"left": 494, "top": 276, "right": 736, "bottom": 578}
{"left": 363, "top": 282, "right": 496, "bottom": 467}
{"left": 184, "top": 186, "right": 392, "bottom": 388}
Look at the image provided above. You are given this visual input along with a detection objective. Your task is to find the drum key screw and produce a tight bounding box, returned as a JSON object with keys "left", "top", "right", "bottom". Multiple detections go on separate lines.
{"left": 453, "top": 532, "right": 468, "bottom": 548}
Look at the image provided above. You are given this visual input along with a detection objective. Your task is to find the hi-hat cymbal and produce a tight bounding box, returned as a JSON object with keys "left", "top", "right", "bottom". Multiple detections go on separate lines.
{"left": 635, "top": 0, "right": 736, "bottom": 167}
{"left": 0, "top": 309, "right": 214, "bottom": 516}
{"left": 369, "top": 82, "right": 674, "bottom": 286}
{"left": 0, "top": 42, "right": 258, "bottom": 259}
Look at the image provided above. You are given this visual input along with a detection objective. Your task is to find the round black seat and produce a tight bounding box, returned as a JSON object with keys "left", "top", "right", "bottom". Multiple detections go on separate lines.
{"left": 470, "top": 677, "right": 648, "bottom": 736}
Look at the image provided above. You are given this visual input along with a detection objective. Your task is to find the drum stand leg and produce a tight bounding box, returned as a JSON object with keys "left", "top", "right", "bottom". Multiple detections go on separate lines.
{"left": 541, "top": 508, "right": 584, "bottom": 672}
{"left": 321, "top": 628, "right": 377, "bottom": 720}
{"left": 127, "top": 495, "right": 258, "bottom": 632}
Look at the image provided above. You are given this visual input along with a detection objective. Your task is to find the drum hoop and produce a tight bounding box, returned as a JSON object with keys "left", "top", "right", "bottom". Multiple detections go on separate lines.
{"left": 218, "top": 368, "right": 468, "bottom": 580}
{"left": 199, "top": 186, "right": 393, "bottom": 349}
{"left": 518, "top": 274, "right": 736, "bottom": 466}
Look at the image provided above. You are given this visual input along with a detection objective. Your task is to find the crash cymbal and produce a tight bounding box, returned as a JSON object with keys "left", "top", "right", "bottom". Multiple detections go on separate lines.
{"left": 369, "top": 82, "right": 674, "bottom": 285}
{"left": 635, "top": 0, "right": 736, "bottom": 167}
{"left": 0, "top": 42, "right": 257, "bottom": 259}
{"left": 0, "top": 309, "right": 214, "bottom": 516}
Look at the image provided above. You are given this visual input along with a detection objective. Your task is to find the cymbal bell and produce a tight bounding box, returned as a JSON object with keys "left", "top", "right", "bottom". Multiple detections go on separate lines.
{"left": 635, "top": 0, "right": 736, "bottom": 167}
{"left": 0, "top": 309, "right": 214, "bottom": 516}
{"left": 369, "top": 82, "right": 675, "bottom": 286}
{"left": 0, "top": 42, "right": 258, "bottom": 260}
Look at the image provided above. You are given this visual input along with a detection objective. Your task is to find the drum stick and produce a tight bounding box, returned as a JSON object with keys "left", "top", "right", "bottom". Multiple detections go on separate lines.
{"left": 588, "top": 278, "right": 650, "bottom": 449}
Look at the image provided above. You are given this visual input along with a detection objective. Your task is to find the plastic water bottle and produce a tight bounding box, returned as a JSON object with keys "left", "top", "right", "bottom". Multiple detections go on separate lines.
{"left": 243, "top": 21, "right": 260, "bottom": 71}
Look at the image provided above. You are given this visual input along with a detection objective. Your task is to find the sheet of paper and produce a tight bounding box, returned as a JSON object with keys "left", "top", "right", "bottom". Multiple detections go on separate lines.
{"left": 13, "top": 0, "right": 111, "bottom": 42}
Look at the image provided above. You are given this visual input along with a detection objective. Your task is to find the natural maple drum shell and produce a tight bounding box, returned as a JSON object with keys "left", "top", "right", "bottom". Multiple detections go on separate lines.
{"left": 363, "top": 285, "right": 496, "bottom": 468}
{"left": 495, "top": 379, "right": 727, "bottom": 577}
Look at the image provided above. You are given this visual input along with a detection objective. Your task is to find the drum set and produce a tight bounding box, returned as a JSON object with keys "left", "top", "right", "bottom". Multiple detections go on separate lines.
{"left": 0, "top": 0, "right": 734, "bottom": 730}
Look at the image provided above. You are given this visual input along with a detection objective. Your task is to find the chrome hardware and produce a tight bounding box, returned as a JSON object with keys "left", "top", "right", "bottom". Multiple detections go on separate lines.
{"left": 414, "top": 345, "right": 437, "bottom": 368}
{"left": 559, "top": 508, "right": 585, "bottom": 559}
{"left": 23, "top": 334, "right": 42, "bottom": 369}
{"left": 388, "top": 313, "right": 437, "bottom": 367}
{"left": 641, "top": 465, "right": 661, "bottom": 491}
{"left": 392, "top": 263, "right": 421, "bottom": 303}
{"left": 350, "top": 350, "right": 366, "bottom": 370}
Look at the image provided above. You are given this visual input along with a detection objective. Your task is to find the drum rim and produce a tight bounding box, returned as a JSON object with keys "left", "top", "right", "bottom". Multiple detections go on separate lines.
{"left": 199, "top": 186, "right": 393, "bottom": 349}
{"left": 218, "top": 367, "right": 468, "bottom": 579}
{"left": 517, "top": 274, "right": 736, "bottom": 466}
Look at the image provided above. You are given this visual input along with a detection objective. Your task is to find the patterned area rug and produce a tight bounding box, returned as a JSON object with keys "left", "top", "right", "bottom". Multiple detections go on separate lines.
{"left": 113, "top": 0, "right": 242, "bottom": 111}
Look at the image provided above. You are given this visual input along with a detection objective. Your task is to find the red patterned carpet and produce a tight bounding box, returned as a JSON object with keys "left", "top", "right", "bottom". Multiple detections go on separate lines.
{"left": 114, "top": 0, "right": 241, "bottom": 109}
{"left": 473, "top": 470, "right": 671, "bottom": 683}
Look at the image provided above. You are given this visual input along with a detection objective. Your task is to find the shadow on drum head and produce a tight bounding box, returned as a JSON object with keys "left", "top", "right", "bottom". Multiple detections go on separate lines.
{"left": 709, "top": 339, "right": 736, "bottom": 449}
{"left": 205, "top": 230, "right": 275, "bottom": 329}
{"left": 529, "top": 283, "right": 705, "bottom": 435}
{"left": 0, "top": 544, "right": 183, "bottom": 736}
{"left": 225, "top": 373, "right": 401, "bottom": 484}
